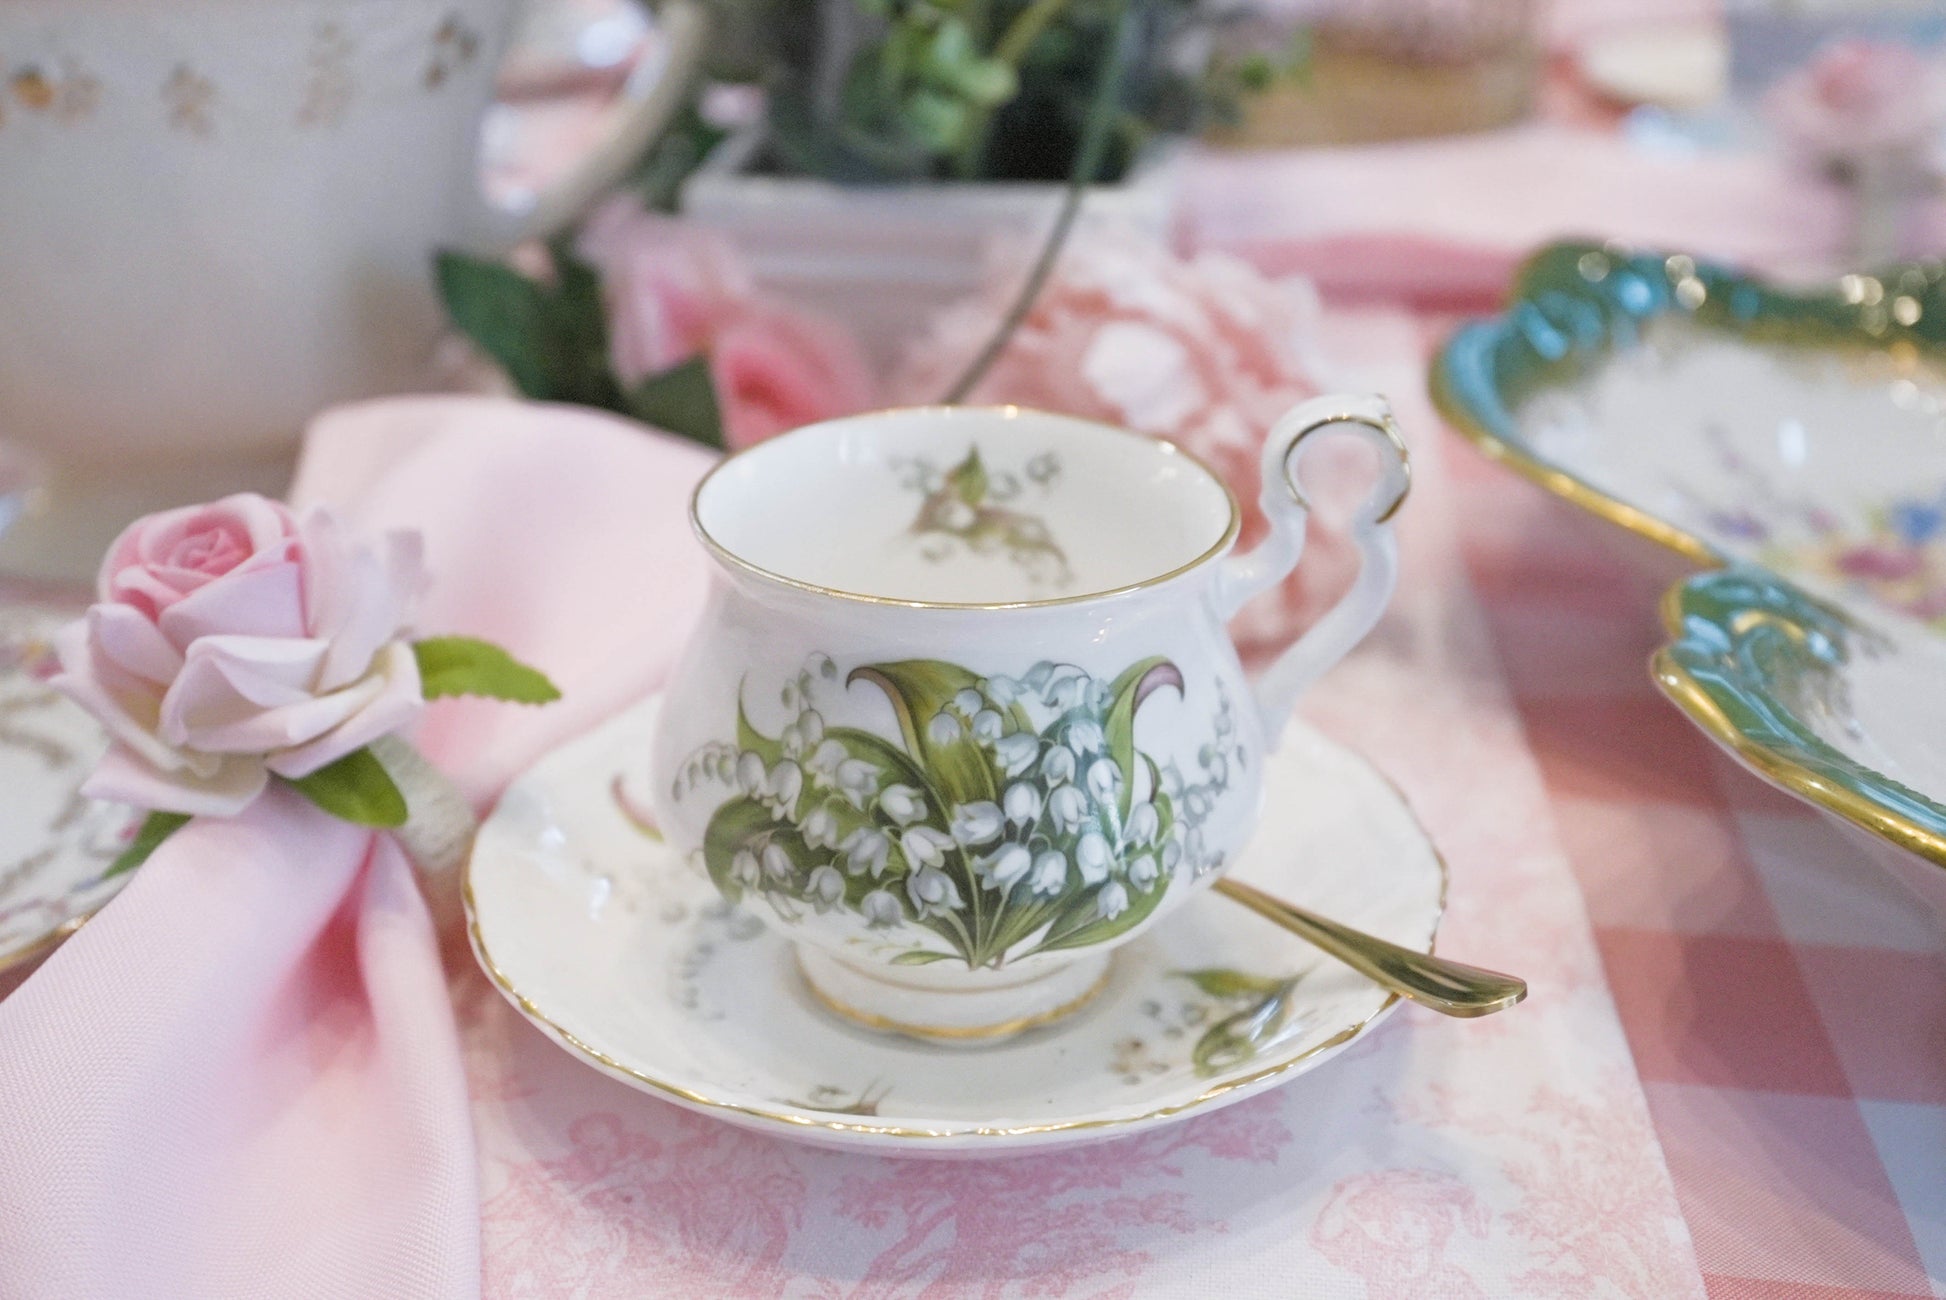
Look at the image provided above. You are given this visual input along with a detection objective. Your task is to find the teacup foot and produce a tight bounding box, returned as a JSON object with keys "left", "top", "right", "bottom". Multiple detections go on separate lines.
{"left": 796, "top": 946, "right": 1112, "bottom": 1046}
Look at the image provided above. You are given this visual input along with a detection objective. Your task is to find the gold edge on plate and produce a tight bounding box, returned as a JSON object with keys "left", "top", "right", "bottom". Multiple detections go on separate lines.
{"left": 461, "top": 756, "right": 1450, "bottom": 1143}
{"left": 1426, "top": 361, "right": 1722, "bottom": 567}
{"left": 1430, "top": 322, "right": 1946, "bottom": 876}
{"left": 1650, "top": 645, "right": 1946, "bottom": 874}
{"left": 0, "top": 909, "right": 94, "bottom": 979}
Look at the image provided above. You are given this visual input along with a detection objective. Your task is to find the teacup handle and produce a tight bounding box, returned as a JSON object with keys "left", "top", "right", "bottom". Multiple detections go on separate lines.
{"left": 464, "top": 0, "right": 710, "bottom": 250}
{"left": 1212, "top": 393, "right": 1411, "bottom": 750}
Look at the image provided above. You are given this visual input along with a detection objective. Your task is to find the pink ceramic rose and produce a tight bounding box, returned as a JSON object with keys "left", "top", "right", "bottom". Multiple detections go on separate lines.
{"left": 1766, "top": 40, "right": 1946, "bottom": 160}
{"left": 578, "top": 199, "right": 877, "bottom": 449}
{"left": 893, "top": 229, "right": 1345, "bottom": 645}
{"left": 53, "top": 494, "right": 427, "bottom": 816}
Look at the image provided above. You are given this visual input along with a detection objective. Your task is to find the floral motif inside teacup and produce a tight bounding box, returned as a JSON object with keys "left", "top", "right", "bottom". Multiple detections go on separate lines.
{"left": 650, "top": 402, "right": 1410, "bottom": 1041}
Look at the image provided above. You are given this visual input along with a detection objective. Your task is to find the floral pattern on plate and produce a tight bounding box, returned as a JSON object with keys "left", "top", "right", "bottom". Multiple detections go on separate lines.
{"left": 0, "top": 606, "right": 138, "bottom": 973}
{"left": 1434, "top": 241, "right": 1946, "bottom": 888}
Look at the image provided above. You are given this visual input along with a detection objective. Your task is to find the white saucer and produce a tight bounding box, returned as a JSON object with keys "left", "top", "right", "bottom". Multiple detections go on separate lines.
{"left": 466, "top": 694, "right": 1445, "bottom": 1156}
{"left": 0, "top": 606, "right": 137, "bottom": 977}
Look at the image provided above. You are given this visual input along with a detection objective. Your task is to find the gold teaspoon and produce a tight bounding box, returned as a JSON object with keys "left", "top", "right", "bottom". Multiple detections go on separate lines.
{"left": 1213, "top": 878, "right": 1527, "bottom": 1018}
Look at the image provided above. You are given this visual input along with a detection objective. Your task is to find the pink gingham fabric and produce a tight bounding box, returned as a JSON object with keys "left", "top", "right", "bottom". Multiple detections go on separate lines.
{"left": 1450, "top": 373, "right": 1946, "bottom": 1300}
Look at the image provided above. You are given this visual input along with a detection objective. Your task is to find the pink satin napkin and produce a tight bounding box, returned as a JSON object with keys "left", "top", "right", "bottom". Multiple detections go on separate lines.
{"left": 0, "top": 396, "right": 714, "bottom": 1299}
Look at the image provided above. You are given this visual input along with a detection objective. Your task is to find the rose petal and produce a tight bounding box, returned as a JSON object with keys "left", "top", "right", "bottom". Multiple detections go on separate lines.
{"left": 159, "top": 636, "right": 330, "bottom": 751}
{"left": 87, "top": 603, "right": 183, "bottom": 685}
{"left": 158, "top": 560, "right": 309, "bottom": 648}
{"left": 50, "top": 621, "right": 187, "bottom": 776}
{"left": 81, "top": 741, "right": 268, "bottom": 818}
{"left": 265, "top": 642, "right": 424, "bottom": 778}
{"left": 303, "top": 512, "right": 421, "bottom": 691}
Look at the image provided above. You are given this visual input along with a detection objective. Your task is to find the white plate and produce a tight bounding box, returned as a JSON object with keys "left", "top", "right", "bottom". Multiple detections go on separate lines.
{"left": 0, "top": 606, "right": 137, "bottom": 976}
{"left": 1436, "top": 242, "right": 1946, "bottom": 904}
{"left": 466, "top": 693, "right": 1445, "bottom": 1156}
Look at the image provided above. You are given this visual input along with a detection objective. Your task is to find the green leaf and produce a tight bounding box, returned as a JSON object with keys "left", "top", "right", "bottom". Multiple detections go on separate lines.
{"left": 434, "top": 243, "right": 627, "bottom": 413}
{"left": 847, "top": 661, "right": 999, "bottom": 806}
{"left": 107, "top": 810, "right": 191, "bottom": 877}
{"left": 701, "top": 796, "right": 799, "bottom": 903}
{"left": 733, "top": 690, "right": 788, "bottom": 769}
{"left": 413, "top": 637, "right": 561, "bottom": 705}
{"left": 1103, "top": 657, "right": 1183, "bottom": 820}
{"left": 1191, "top": 982, "right": 1297, "bottom": 1077}
{"left": 627, "top": 354, "right": 725, "bottom": 451}
{"left": 1175, "top": 967, "right": 1290, "bottom": 1000}
{"left": 434, "top": 251, "right": 557, "bottom": 398}
{"left": 890, "top": 949, "right": 956, "bottom": 965}
{"left": 946, "top": 448, "right": 988, "bottom": 505}
{"left": 286, "top": 747, "right": 409, "bottom": 828}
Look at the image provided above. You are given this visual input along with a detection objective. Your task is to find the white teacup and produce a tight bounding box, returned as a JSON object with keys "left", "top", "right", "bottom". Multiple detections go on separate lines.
{"left": 649, "top": 398, "right": 1411, "bottom": 1042}
{"left": 0, "top": 0, "right": 704, "bottom": 579}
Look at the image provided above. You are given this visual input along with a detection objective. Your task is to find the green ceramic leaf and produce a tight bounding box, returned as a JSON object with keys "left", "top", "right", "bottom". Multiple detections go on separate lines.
{"left": 701, "top": 796, "right": 785, "bottom": 903}
{"left": 1032, "top": 868, "right": 1171, "bottom": 954}
{"left": 286, "top": 747, "right": 408, "bottom": 828}
{"left": 821, "top": 727, "right": 934, "bottom": 797}
{"left": 1191, "top": 982, "right": 1296, "bottom": 1076}
{"left": 413, "top": 637, "right": 561, "bottom": 704}
{"left": 736, "top": 695, "right": 786, "bottom": 768}
{"left": 1103, "top": 657, "right": 1183, "bottom": 819}
{"left": 847, "top": 662, "right": 999, "bottom": 806}
{"left": 627, "top": 354, "right": 725, "bottom": 451}
{"left": 890, "top": 949, "right": 956, "bottom": 965}
{"left": 107, "top": 810, "right": 191, "bottom": 877}
{"left": 945, "top": 448, "right": 988, "bottom": 505}
{"left": 1175, "top": 967, "right": 1289, "bottom": 1000}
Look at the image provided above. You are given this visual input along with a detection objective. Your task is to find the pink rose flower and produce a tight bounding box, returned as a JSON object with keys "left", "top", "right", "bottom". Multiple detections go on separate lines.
{"left": 893, "top": 229, "right": 1340, "bottom": 645}
{"left": 1766, "top": 40, "right": 1946, "bottom": 161}
{"left": 578, "top": 199, "right": 877, "bottom": 449}
{"left": 53, "top": 494, "right": 427, "bottom": 816}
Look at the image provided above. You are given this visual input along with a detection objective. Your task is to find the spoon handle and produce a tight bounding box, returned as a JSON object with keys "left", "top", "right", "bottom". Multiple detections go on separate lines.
{"left": 1213, "top": 878, "right": 1527, "bottom": 1018}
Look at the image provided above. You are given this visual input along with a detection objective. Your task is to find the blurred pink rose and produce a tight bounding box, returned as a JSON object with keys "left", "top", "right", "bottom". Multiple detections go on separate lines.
{"left": 893, "top": 229, "right": 1341, "bottom": 645}
{"left": 1766, "top": 40, "right": 1946, "bottom": 160}
{"left": 53, "top": 494, "right": 426, "bottom": 816}
{"left": 579, "top": 199, "right": 876, "bottom": 448}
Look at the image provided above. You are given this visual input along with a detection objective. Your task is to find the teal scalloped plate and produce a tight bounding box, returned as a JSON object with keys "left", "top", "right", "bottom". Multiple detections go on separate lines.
{"left": 1432, "top": 242, "right": 1946, "bottom": 904}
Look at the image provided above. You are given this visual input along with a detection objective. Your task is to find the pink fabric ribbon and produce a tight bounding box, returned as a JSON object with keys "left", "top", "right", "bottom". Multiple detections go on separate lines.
{"left": 0, "top": 396, "right": 713, "bottom": 1298}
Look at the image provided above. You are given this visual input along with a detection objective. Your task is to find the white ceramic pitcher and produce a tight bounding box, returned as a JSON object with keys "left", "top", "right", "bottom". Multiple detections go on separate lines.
{"left": 0, "top": 0, "right": 705, "bottom": 579}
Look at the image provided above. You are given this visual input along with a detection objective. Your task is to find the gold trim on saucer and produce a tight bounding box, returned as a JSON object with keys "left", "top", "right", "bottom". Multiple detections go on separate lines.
{"left": 462, "top": 763, "right": 1451, "bottom": 1143}
{"left": 794, "top": 950, "right": 1114, "bottom": 1041}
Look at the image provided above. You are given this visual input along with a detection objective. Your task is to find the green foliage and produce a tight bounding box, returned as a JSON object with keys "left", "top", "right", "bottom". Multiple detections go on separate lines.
{"left": 287, "top": 747, "right": 409, "bottom": 828}
{"left": 413, "top": 637, "right": 562, "bottom": 705}
{"left": 435, "top": 241, "right": 623, "bottom": 411}
{"left": 628, "top": 355, "right": 726, "bottom": 451}
{"left": 433, "top": 242, "right": 726, "bottom": 449}
{"left": 737, "top": 0, "right": 1299, "bottom": 185}
{"left": 108, "top": 810, "right": 192, "bottom": 877}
